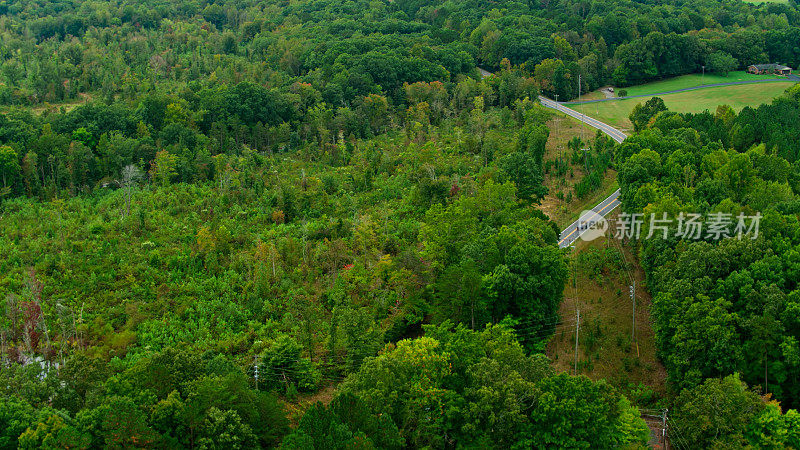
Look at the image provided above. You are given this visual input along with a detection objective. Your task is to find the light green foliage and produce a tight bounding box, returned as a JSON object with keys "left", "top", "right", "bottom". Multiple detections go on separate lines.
{"left": 485, "top": 241, "right": 568, "bottom": 351}
{"left": 342, "top": 336, "right": 452, "bottom": 447}
{"left": 196, "top": 408, "right": 258, "bottom": 450}
{"left": 337, "top": 323, "right": 648, "bottom": 448}
{"left": 259, "top": 334, "right": 321, "bottom": 393}
{"left": 76, "top": 396, "right": 159, "bottom": 448}
{"left": 499, "top": 151, "right": 547, "bottom": 202}
{"left": 747, "top": 403, "right": 800, "bottom": 448}
{"left": 280, "top": 392, "right": 404, "bottom": 449}
{"left": 1, "top": 0, "right": 798, "bottom": 446}
{"left": 18, "top": 413, "right": 90, "bottom": 450}
{"left": 528, "top": 374, "right": 649, "bottom": 448}
{"left": 0, "top": 145, "right": 20, "bottom": 190}
{"left": 516, "top": 121, "right": 550, "bottom": 167}
{"left": 670, "top": 374, "right": 800, "bottom": 448}
{"left": 420, "top": 178, "right": 565, "bottom": 348}
{"left": 0, "top": 107, "right": 553, "bottom": 447}
{"left": 0, "top": 397, "right": 37, "bottom": 449}
{"left": 707, "top": 51, "right": 738, "bottom": 76}
{"left": 629, "top": 97, "right": 668, "bottom": 132}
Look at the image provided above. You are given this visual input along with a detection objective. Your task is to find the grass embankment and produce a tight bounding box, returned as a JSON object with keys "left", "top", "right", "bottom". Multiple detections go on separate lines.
{"left": 546, "top": 225, "right": 667, "bottom": 400}
{"left": 573, "top": 81, "right": 796, "bottom": 131}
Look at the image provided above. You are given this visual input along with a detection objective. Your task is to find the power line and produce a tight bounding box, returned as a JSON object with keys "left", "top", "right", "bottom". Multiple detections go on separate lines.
{"left": 666, "top": 418, "right": 692, "bottom": 450}
{"left": 608, "top": 233, "right": 639, "bottom": 355}
{"left": 476, "top": 285, "right": 640, "bottom": 342}
{"left": 510, "top": 283, "right": 647, "bottom": 344}
{"left": 509, "top": 320, "right": 582, "bottom": 341}
{"left": 630, "top": 280, "right": 636, "bottom": 343}
{"left": 572, "top": 243, "right": 580, "bottom": 375}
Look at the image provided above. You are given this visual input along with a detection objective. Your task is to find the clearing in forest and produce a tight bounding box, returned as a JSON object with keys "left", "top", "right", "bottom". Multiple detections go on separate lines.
{"left": 546, "top": 226, "right": 668, "bottom": 401}
{"left": 571, "top": 81, "right": 796, "bottom": 131}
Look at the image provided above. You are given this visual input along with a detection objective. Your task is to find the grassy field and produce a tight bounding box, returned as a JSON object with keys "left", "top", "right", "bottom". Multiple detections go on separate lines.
{"left": 572, "top": 81, "right": 796, "bottom": 131}
{"left": 743, "top": 0, "right": 788, "bottom": 3}
{"left": 615, "top": 71, "right": 787, "bottom": 97}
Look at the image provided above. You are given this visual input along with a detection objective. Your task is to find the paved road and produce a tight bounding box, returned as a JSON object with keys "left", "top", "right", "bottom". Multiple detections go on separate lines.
{"left": 556, "top": 191, "right": 621, "bottom": 248}
{"left": 538, "top": 96, "right": 627, "bottom": 248}
{"left": 563, "top": 78, "right": 798, "bottom": 105}
{"left": 542, "top": 75, "right": 799, "bottom": 246}
{"left": 539, "top": 96, "right": 627, "bottom": 143}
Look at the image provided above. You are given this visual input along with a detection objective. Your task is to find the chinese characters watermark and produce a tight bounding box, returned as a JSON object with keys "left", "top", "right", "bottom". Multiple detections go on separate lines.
{"left": 579, "top": 211, "right": 761, "bottom": 242}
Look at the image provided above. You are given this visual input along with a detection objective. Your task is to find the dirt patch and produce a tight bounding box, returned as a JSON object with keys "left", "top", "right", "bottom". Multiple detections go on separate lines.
{"left": 282, "top": 382, "right": 340, "bottom": 426}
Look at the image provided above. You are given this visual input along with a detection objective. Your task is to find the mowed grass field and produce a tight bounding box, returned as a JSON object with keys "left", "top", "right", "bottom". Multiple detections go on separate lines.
{"left": 572, "top": 81, "right": 797, "bottom": 131}
{"left": 617, "top": 70, "right": 785, "bottom": 97}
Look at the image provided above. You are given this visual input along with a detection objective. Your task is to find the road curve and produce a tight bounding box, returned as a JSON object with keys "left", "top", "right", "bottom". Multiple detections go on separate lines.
{"left": 538, "top": 96, "right": 626, "bottom": 248}
{"left": 539, "top": 96, "right": 626, "bottom": 144}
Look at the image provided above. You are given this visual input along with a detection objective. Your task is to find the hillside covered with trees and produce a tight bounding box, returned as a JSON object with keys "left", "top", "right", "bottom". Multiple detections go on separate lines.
{"left": 1, "top": 0, "right": 800, "bottom": 447}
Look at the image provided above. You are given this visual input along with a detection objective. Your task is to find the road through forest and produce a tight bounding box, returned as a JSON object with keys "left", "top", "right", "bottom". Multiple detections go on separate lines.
{"left": 538, "top": 96, "right": 625, "bottom": 248}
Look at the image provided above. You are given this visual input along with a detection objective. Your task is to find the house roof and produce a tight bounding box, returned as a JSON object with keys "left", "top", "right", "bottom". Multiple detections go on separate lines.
{"left": 751, "top": 63, "right": 791, "bottom": 70}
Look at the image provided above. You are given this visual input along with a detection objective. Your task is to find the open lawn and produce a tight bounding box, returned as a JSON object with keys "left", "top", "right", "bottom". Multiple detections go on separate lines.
{"left": 572, "top": 81, "right": 796, "bottom": 131}
{"left": 615, "top": 71, "right": 787, "bottom": 97}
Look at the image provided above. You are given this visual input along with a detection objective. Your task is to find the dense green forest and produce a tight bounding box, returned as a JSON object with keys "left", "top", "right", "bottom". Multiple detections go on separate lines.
{"left": 618, "top": 86, "right": 800, "bottom": 447}
{"left": 1, "top": 0, "right": 799, "bottom": 110}
{"left": 1, "top": 0, "right": 800, "bottom": 447}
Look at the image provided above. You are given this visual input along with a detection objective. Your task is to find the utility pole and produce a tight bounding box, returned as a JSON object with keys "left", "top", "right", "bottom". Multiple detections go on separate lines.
{"left": 253, "top": 355, "right": 260, "bottom": 391}
{"left": 578, "top": 74, "right": 585, "bottom": 143}
{"left": 630, "top": 281, "right": 636, "bottom": 342}
{"left": 574, "top": 308, "right": 580, "bottom": 375}
{"left": 630, "top": 281, "right": 640, "bottom": 357}
{"left": 702, "top": 65, "right": 705, "bottom": 85}
{"left": 663, "top": 409, "right": 669, "bottom": 450}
